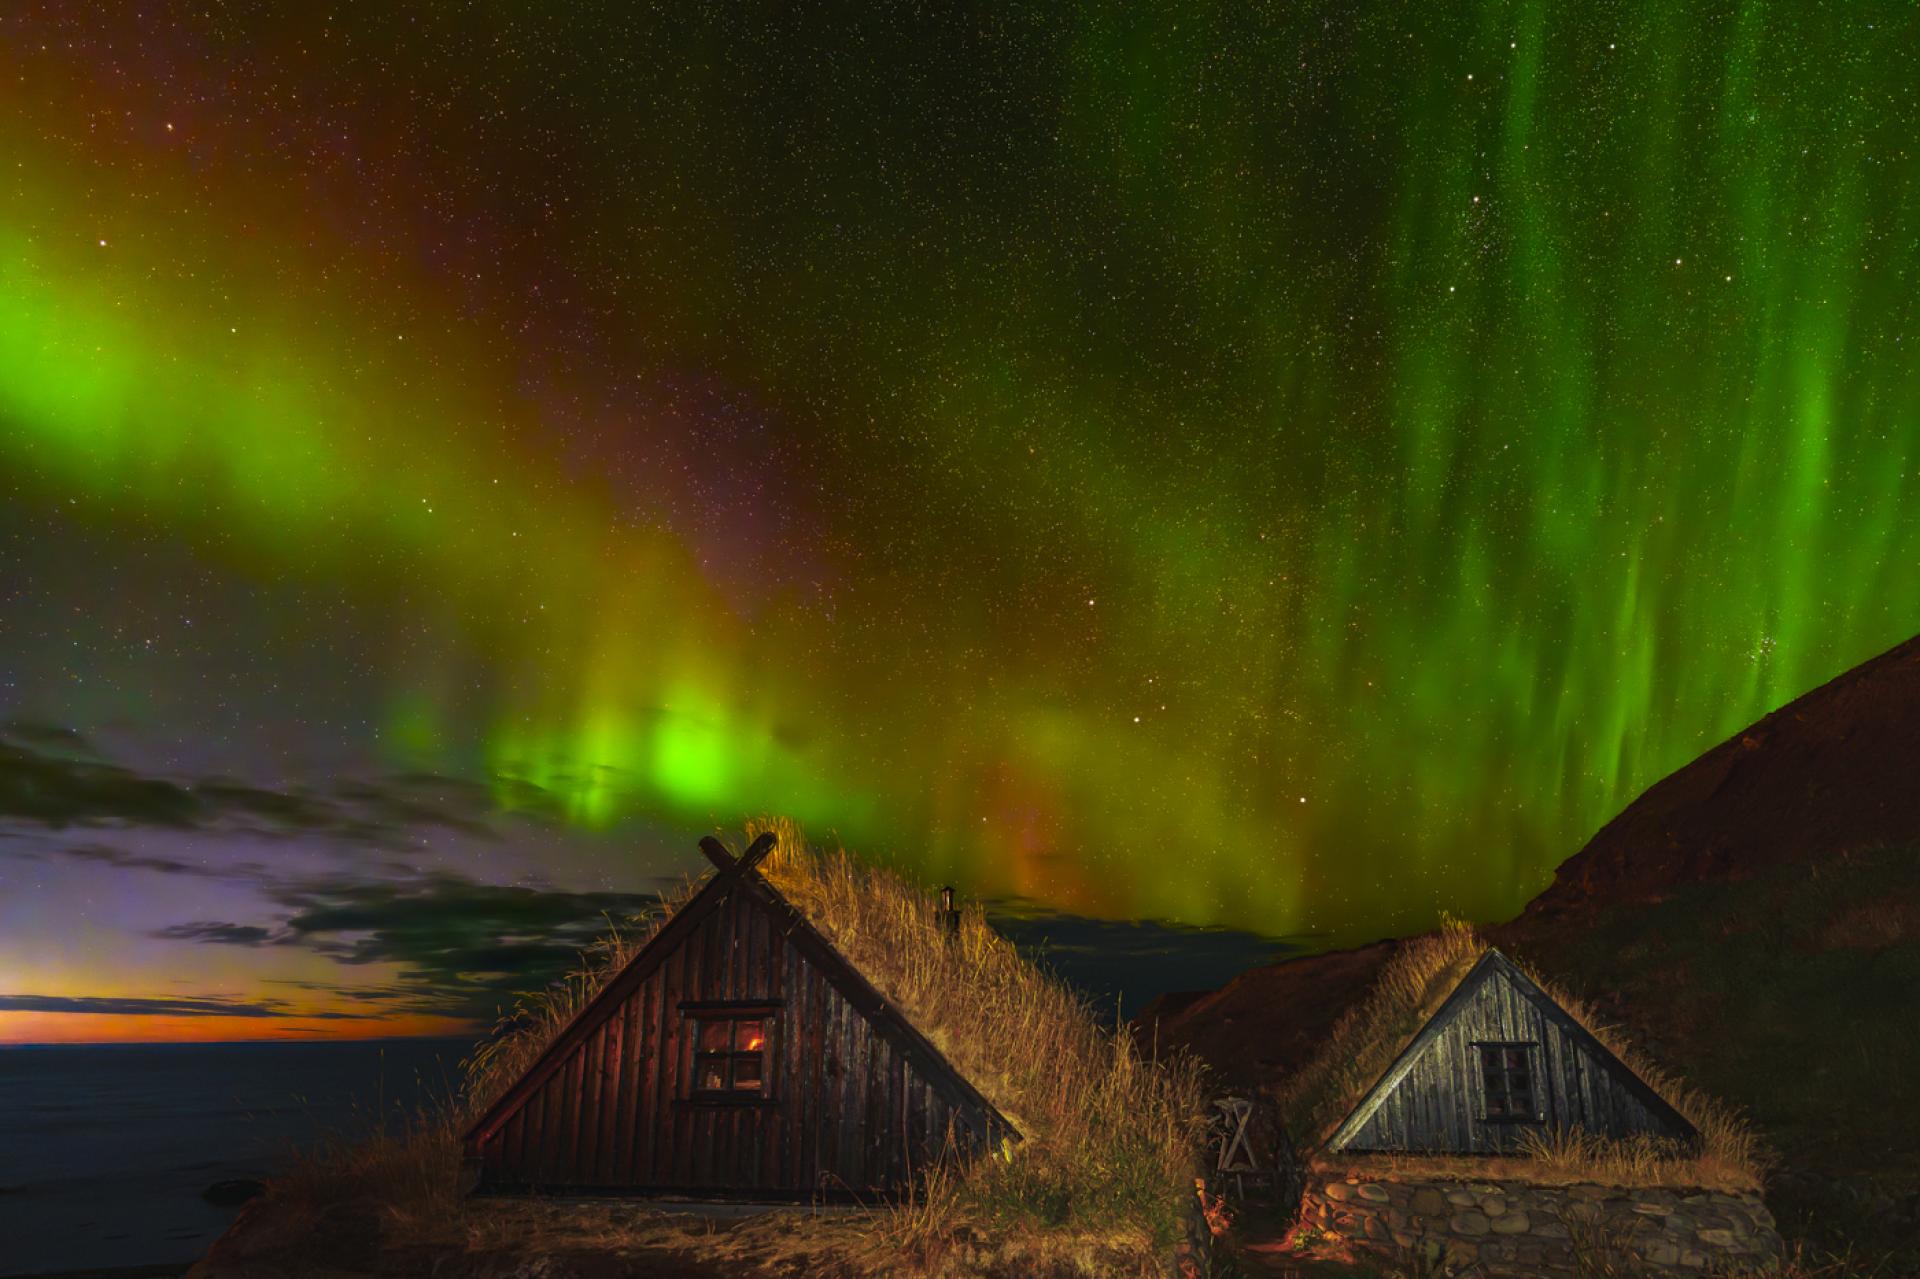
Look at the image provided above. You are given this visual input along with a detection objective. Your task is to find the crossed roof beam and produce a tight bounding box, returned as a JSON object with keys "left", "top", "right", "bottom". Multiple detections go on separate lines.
{"left": 698, "top": 830, "right": 777, "bottom": 882}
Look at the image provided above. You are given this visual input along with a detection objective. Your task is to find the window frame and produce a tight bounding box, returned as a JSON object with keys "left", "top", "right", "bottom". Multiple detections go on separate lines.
{"left": 679, "top": 1000, "right": 780, "bottom": 1105}
{"left": 1470, "top": 1039, "right": 1543, "bottom": 1125}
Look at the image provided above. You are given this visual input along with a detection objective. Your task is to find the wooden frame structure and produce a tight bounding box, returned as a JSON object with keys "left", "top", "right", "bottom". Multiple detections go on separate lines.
{"left": 1324, "top": 949, "right": 1696, "bottom": 1155}
{"left": 464, "top": 833, "right": 1016, "bottom": 1200}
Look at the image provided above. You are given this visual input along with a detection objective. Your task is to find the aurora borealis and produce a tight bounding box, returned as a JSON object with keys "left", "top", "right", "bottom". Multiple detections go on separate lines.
{"left": 2, "top": 3, "right": 1916, "bottom": 1040}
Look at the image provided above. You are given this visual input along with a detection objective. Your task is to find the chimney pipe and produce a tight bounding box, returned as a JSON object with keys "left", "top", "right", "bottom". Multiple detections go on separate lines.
{"left": 938, "top": 885, "right": 961, "bottom": 938}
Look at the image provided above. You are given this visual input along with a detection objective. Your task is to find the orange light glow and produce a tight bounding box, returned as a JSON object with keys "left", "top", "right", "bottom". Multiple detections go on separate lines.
{"left": 0, "top": 1011, "right": 477, "bottom": 1045}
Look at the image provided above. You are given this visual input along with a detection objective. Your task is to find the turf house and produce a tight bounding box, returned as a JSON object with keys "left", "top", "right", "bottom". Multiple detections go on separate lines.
{"left": 1282, "top": 926, "right": 1785, "bottom": 1276}
{"left": 1323, "top": 948, "right": 1696, "bottom": 1154}
{"left": 463, "top": 831, "right": 1016, "bottom": 1201}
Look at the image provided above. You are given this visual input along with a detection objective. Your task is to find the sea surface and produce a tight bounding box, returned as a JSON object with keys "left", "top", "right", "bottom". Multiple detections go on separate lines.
{"left": 0, "top": 1037, "right": 478, "bottom": 1277}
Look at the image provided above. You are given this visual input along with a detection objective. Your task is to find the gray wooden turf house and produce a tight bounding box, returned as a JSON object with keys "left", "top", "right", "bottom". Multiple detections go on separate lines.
{"left": 464, "top": 833, "right": 1015, "bottom": 1200}
{"left": 1324, "top": 949, "right": 1696, "bottom": 1155}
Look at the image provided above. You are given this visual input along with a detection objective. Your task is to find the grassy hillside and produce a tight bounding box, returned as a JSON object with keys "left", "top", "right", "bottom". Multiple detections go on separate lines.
{"left": 1493, "top": 841, "right": 1920, "bottom": 1266}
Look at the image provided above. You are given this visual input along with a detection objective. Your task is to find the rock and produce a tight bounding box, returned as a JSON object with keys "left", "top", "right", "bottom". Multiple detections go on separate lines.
{"left": 1681, "top": 1248, "right": 1708, "bottom": 1267}
{"left": 1446, "top": 1188, "right": 1479, "bottom": 1206}
{"left": 1489, "top": 1211, "right": 1530, "bottom": 1235}
{"left": 201, "top": 1178, "right": 267, "bottom": 1207}
{"left": 1534, "top": 1222, "right": 1570, "bottom": 1238}
{"left": 1365, "top": 1215, "right": 1391, "bottom": 1241}
{"left": 1451, "top": 1211, "right": 1490, "bottom": 1235}
{"left": 1645, "top": 1241, "right": 1681, "bottom": 1266}
{"left": 1480, "top": 1194, "right": 1507, "bottom": 1215}
{"left": 1411, "top": 1187, "right": 1447, "bottom": 1215}
{"left": 1323, "top": 1181, "right": 1354, "bottom": 1202}
{"left": 1698, "top": 1227, "right": 1737, "bottom": 1247}
{"left": 1356, "top": 1183, "right": 1390, "bottom": 1202}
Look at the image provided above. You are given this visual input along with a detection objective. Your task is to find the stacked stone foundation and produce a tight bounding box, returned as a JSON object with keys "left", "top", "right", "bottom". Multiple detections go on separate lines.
{"left": 1301, "top": 1172, "right": 1783, "bottom": 1276}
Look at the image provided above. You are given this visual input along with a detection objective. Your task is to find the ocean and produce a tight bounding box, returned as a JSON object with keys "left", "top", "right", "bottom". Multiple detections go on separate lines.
{"left": 0, "top": 1037, "right": 478, "bottom": 1278}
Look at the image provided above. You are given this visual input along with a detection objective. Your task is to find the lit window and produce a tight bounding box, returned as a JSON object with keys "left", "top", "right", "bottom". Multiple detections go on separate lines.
{"left": 1475, "top": 1042, "right": 1539, "bottom": 1122}
{"left": 690, "top": 1015, "right": 772, "bottom": 1098}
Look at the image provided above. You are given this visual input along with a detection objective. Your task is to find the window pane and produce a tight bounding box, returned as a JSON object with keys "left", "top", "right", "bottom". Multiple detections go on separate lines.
{"left": 1487, "top": 1095, "right": 1508, "bottom": 1116}
{"left": 1504, "top": 1048, "right": 1527, "bottom": 1069}
{"left": 736, "top": 1020, "right": 766, "bottom": 1053}
{"left": 697, "top": 1059, "right": 727, "bottom": 1092}
{"left": 698, "top": 1020, "right": 732, "bottom": 1052}
{"left": 732, "top": 1055, "right": 763, "bottom": 1090}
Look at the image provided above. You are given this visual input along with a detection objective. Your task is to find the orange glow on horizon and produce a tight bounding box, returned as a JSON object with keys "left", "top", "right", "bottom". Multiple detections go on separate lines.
{"left": 0, "top": 1010, "right": 479, "bottom": 1045}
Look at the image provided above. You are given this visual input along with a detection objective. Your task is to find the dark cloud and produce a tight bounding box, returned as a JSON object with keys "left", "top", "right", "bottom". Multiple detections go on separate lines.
{"left": 52, "top": 843, "right": 272, "bottom": 882}
{"left": 0, "top": 741, "right": 204, "bottom": 829}
{"left": 150, "top": 870, "right": 669, "bottom": 1021}
{"left": 332, "top": 775, "right": 497, "bottom": 839}
{"left": 275, "top": 872, "right": 665, "bottom": 1017}
{"left": 0, "top": 720, "right": 99, "bottom": 756}
{"left": 484, "top": 775, "right": 567, "bottom": 821}
{"left": 150, "top": 920, "right": 284, "bottom": 946}
{"left": 0, "top": 993, "right": 366, "bottom": 1019}
{"left": 264, "top": 979, "right": 443, "bottom": 1008}
{"left": 0, "top": 733, "right": 513, "bottom": 850}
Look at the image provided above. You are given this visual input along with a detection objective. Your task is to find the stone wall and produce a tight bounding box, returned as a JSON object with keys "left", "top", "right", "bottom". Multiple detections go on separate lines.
{"left": 1301, "top": 1172, "right": 1783, "bottom": 1276}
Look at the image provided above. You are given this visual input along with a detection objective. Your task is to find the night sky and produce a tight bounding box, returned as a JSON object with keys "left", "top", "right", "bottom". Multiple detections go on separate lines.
{"left": 2, "top": 3, "right": 1915, "bottom": 1042}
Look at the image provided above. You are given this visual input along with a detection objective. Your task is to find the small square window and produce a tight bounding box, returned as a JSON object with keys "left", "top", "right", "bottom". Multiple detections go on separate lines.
{"left": 1474, "top": 1042, "right": 1540, "bottom": 1123}
{"left": 686, "top": 1010, "right": 775, "bottom": 1100}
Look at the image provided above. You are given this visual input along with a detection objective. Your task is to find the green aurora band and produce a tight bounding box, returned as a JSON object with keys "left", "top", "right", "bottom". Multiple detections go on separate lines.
{"left": 2, "top": 3, "right": 1915, "bottom": 938}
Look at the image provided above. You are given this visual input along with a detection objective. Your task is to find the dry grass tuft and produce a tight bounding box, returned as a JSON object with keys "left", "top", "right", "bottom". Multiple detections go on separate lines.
{"left": 1279, "top": 916, "right": 1483, "bottom": 1152}
{"left": 746, "top": 817, "right": 1209, "bottom": 1256}
{"left": 1282, "top": 917, "right": 1769, "bottom": 1193}
{"left": 266, "top": 1105, "right": 465, "bottom": 1231}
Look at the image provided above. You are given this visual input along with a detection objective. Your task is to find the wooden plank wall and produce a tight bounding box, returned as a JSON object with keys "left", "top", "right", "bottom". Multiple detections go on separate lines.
{"left": 1346, "top": 972, "right": 1685, "bottom": 1153}
{"left": 477, "top": 886, "right": 986, "bottom": 1197}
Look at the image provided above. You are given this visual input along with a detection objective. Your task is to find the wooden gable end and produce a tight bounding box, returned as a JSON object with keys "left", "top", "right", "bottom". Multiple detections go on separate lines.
{"left": 1326, "top": 950, "right": 1697, "bottom": 1155}
{"left": 464, "top": 837, "right": 1013, "bottom": 1200}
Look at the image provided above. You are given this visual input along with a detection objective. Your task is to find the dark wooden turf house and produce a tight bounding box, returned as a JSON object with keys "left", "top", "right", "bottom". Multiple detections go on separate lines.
{"left": 464, "top": 833, "right": 1015, "bottom": 1200}
{"left": 1324, "top": 949, "right": 1696, "bottom": 1155}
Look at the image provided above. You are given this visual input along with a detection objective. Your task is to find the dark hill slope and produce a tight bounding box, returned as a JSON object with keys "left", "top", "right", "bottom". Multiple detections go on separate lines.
{"left": 1528, "top": 632, "right": 1920, "bottom": 918}
{"left": 1138, "top": 633, "right": 1920, "bottom": 1265}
